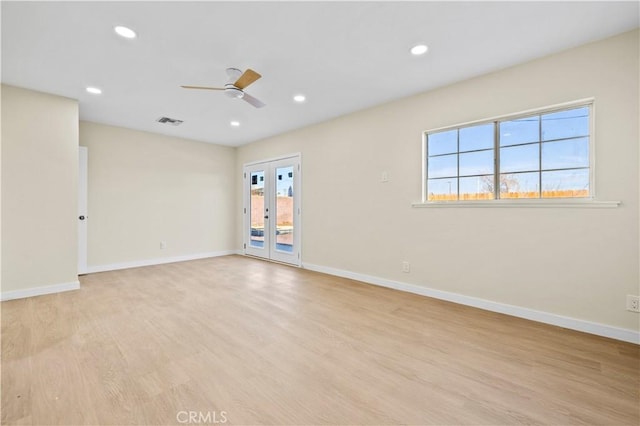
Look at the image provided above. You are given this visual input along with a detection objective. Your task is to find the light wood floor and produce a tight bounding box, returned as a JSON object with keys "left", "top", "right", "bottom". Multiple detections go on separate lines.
{"left": 2, "top": 255, "right": 639, "bottom": 425}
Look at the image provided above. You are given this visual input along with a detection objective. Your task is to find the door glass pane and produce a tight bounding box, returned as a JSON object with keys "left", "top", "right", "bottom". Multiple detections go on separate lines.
{"left": 250, "top": 171, "right": 265, "bottom": 248}
{"left": 275, "top": 166, "right": 294, "bottom": 253}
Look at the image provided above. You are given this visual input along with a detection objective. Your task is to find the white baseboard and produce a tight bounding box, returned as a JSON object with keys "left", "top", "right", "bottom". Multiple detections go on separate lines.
{"left": 303, "top": 262, "right": 640, "bottom": 345}
{"left": 1, "top": 280, "right": 80, "bottom": 302}
{"left": 85, "top": 250, "right": 237, "bottom": 274}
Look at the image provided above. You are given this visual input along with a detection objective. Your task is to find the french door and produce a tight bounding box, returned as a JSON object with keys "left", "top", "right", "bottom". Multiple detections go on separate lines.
{"left": 243, "top": 155, "right": 300, "bottom": 266}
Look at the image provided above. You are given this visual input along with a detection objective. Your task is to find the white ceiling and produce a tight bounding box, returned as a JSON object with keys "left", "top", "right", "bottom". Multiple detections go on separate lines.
{"left": 2, "top": 1, "right": 638, "bottom": 147}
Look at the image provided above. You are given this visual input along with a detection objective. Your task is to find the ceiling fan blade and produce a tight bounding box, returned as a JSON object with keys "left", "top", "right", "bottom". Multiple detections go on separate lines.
{"left": 181, "top": 85, "right": 224, "bottom": 90}
{"left": 234, "top": 69, "right": 261, "bottom": 90}
{"left": 242, "top": 92, "right": 266, "bottom": 108}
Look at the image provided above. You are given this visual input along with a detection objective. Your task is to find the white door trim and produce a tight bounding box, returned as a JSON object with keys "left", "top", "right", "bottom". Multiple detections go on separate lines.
{"left": 78, "top": 146, "right": 88, "bottom": 274}
{"left": 243, "top": 154, "right": 301, "bottom": 266}
{"left": 243, "top": 152, "right": 301, "bottom": 167}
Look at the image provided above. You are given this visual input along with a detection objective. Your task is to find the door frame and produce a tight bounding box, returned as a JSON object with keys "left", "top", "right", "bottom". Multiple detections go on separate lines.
{"left": 243, "top": 153, "right": 301, "bottom": 266}
{"left": 78, "top": 146, "right": 88, "bottom": 274}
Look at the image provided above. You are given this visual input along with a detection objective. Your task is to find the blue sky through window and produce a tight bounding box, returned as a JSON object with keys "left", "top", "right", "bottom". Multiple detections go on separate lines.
{"left": 276, "top": 166, "right": 294, "bottom": 197}
{"left": 427, "top": 105, "right": 590, "bottom": 199}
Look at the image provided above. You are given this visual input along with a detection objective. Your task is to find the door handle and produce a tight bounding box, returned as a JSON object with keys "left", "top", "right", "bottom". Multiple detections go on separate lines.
{"left": 264, "top": 215, "right": 269, "bottom": 219}
{"left": 79, "top": 215, "right": 85, "bottom": 220}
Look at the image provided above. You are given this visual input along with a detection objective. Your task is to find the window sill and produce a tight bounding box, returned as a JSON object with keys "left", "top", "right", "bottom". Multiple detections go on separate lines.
{"left": 411, "top": 199, "right": 621, "bottom": 209}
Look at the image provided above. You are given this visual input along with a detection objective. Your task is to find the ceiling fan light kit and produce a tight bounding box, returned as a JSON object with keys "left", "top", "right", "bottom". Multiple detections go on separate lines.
{"left": 182, "top": 67, "right": 264, "bottom": 108}
{"left": 224, "top": 85, "right": 244, "bottom": 99}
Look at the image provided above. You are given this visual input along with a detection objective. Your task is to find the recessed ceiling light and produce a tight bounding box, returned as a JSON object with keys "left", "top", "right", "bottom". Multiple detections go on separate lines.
{"left": 114, "top": 26, "right": 137, "bottom": 39}
{"left": 410, "top": 44, "right": 428, "bottom": 56}
{"left": 86, "top": 87, "right": 102, "bottom": 95}
{"left": 230, "top": 121, "right": 240, "bottom": 127}
{"left": 293, "top": 94, "right": 306, "bottom": 103}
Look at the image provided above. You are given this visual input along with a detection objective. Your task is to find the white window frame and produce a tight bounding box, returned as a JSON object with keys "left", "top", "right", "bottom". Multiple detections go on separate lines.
{"left": 415, "top": 98, "right": 619, "bottom": 209}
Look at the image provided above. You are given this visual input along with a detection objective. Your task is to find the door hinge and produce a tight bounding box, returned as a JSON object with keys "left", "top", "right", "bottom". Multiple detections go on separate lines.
{"left": 244, "top": 172, "right": 246, "bottom": 179}
{"left": 244, "top": 207, "right": 246, "bottom": 214}
{"left": 244, "top": 243, "right": 246, "bottom": 249}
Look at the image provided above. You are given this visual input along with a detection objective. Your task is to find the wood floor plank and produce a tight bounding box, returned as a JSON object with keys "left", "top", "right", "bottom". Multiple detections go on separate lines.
{"left": 1, "top": 255, "right": 638, "bottom": 425}
{"left": 1, "top": 298, "right": 33, "bottom": 425}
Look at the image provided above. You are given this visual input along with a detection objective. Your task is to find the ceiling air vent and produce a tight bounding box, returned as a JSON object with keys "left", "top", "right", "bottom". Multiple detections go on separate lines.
{"left": 156, "top": 116, "right": 183, "bottom": 126}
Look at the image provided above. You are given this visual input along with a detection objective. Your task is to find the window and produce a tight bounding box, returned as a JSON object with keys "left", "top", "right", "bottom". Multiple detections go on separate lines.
{"left": 425, "top": 103, "right": 591, "bottom": 201}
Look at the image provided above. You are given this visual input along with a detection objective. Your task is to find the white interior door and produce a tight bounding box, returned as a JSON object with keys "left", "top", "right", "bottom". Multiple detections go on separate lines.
{"left": 78, "top": 146, "right": 88, "bottom": 274}
{"left": 243, "top": 155, "right": 300, "bottom": 266}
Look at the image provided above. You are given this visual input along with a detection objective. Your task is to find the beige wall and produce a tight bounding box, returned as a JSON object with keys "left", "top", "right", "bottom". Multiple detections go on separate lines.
{"left": 237, "top": 30, "right": 640, "bottom": 331}
{"left": 80, "top": 122, "right": 236, "bottom": 267}
{"left": 1, "top": 87, "right": 3, "bottom": 291}
{"left": 1, "top": 85, "right": 79, "bottom": 293}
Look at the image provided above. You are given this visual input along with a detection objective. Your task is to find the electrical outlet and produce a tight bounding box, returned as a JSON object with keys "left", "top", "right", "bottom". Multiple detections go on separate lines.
{"left": 402, "top": 261, "right": 410, "bottom": 273}
{"left": 381, "top": 171, "right": 389, "bottom": 183}
{"left": 627, "top": 295, "right": 640, "bottom": 313}
{"left": 160, "top": 241, "right": 167, "bottom": 250}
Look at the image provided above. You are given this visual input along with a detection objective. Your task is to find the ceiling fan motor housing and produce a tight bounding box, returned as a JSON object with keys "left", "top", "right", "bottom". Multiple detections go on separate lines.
{"left": 224, "top": 84, "right": 244, "bottom": 99}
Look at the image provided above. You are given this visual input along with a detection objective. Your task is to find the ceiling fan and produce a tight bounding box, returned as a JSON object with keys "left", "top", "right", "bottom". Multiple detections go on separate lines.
{"left": 181, "top": 68, "right": 265, "bottom": 108}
